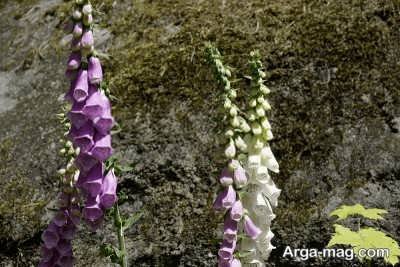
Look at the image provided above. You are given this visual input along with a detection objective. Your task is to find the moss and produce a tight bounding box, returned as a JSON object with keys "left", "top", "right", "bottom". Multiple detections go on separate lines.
{"left": 0, "top": 139, "right": 46, "bottom": 242}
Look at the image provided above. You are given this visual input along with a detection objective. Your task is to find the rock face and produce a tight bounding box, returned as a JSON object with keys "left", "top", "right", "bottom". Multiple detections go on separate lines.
{"left": 0, "top": 0, "right": 399, "bottom": 266}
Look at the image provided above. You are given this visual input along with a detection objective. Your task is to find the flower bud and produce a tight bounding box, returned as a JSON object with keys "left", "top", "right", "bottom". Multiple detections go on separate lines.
{"left": 251, "top": 122, "right": 262, "bottom": 135}
{"left": 230, "top": 116, "right": 240, "bottom": 128}
{"left": 223, "top": 98, "right": 232, "bottom": 109}
{"left": 240, "top": 120, "right": 251, "bottom": 133}
{"left": 262, "top": 100, "right": 271, "bottom": 110}
{"left": 260, "top": 118, "right": 271, "bottom": 130}
{"left": 249, "top": 99, "right": 257, "bottom": 107}
{"left": 255, "top": 105, "right": 265, "bottom": 117}
{"left": 264, "top": 129, "right": 273, "bottom": 141}
{"left": 81, "top": 30, "right": 94, "bottom": 49}
{"left": 83, "top": 14, "right": 93, "bottom": 26}
{"left": 82, "top": 4, "right": 92, "bottom": 15}
{"left": 73, "top": 22, "right": 83, "bottom": 38}
{"left": 234, "top": 136, "right": 247, "bottom": 152}
{"left": 260, "top": 84, "right": 270, "bottom": 94}
{"left": 224, "top": 139, "right": 236, "bottom": 159}
{"left": 229, "top": 106, "right": 238, "bottom": 117}
{"left": 72, "top": 9, "right": 82, "bottom": 20}
{"left": 247, "top": 110, "right": 257, "bottom": 121}
{"left": 225, "top": 129, "right": 234, "bottom": 137}
{"left": 228, "top": 89, "right": 236, "bottom": 98}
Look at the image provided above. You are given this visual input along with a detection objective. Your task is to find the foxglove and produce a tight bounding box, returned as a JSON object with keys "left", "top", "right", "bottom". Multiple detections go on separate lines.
{"left": 207, "top": 45, "right": 279, "bottom": 267}
{"left": 40, "top": 1, "right": 118, "bottom": 266}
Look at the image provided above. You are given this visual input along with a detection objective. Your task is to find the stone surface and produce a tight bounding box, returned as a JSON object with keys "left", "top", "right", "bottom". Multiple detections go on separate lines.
{"left": 0, "top": 0, "right": 399, "bottom": 266}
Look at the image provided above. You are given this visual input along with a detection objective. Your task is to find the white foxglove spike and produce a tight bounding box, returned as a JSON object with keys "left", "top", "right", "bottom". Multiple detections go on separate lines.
{"left": 260, "top": 182, "right": 281, "bottom": 207}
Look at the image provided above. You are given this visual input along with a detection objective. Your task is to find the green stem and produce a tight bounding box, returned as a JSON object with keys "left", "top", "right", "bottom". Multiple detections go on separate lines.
{"left": 114, "top": 203, "right": 128, "bottom": 267}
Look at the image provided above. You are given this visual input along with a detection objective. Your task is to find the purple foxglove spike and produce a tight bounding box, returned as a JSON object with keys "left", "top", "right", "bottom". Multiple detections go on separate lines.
{"left": 230, "top": 200, "right": 243, "bottom": 222}
{"left": 38, "top": 260, "right": 56, "bottom": 267}
{"left": 100, "top": 169, "right": 117, "bottom": 208}
{"left": 57, "top": 256, "right": 74, "bottom": 267}
{"left": 75, "top": 152, "right": 98, "bottom": 173}
{"left": 88, "top": 84, "right": 98, "bottom": 95}
{"left": 86, "top": 217, "right": 104, "bottom": 232}
{"left": 69, "top": 122, "right": 94, "bottom": 152}
{"left": 40, "top": 246, "right": 53, "bottom": 262}
{"left": 83, "top": 196, "right": 104, "bottom": 221}
{"left": 81, "top": 30, "right": 94, "bottom": 48}
{"left": 222, "top": 185, "right": 236, "bottom": 209}
{"left": 88, "top": 57, "right": 103, "bottom": 85}
{"left": 73, "top": 22, "right": 83, "bottom": 38}
{"left": 69, "top": 206, "right": 81, "bottom": 226}
{"left": 73, "top": 69, "right": 89, "bottom": 102}
{"left": 82, "top": 91, "right": 110, "bottom": 120}
{"left": 81, "top": 163, "right": 104, "bottom": 197}
{"left": 223, "top": 216, "right": 238, "bottom": 243}
{"left": 67, "top": 52, "right": 81, "bottom": 70}
{"left": 93, "top": 107, "right": 114, "bottom": 134}
{"left": 231, "top": 258, "right": 242, "bottom": 267}
{"left": 90, "top": 133, "right": 112, "bottom": 161}
{"left": 218, "top": 258, "right": 230, "bottom": 267}
{"left": 243, "top": 215, "right": 262, "bottom": 240}
{"left": 53, "top": 210, "right": 68, "bottom": 227}
{"left": 41, "top": 228, "right": 60, "bottom": 249}
{"left": 71, "top": 37, "right": 81, "bottom": 52}
{"left": 68, "top": 101, "right": 88, "bottom": 129}
{"left": 213, "top": 186, "right": 236, "bottom": 210}
{"left": 218, "top": 239, "right": 236, "bottom": 261}
{"left": 219, "top": 167, "right": 233, "bottom": 186}
{"left": 56, "top": 239, "right": 72, "bottom": 256}
{"left": 59, "top": 223, "right": 76, "bottom": 240}
{"left": 233, "top": 164, "right": 247, "bottom": 187}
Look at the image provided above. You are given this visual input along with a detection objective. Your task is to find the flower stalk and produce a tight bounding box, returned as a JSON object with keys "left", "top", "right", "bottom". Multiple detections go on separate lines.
{"left": 206, "top": 45, "right": 280, "bottom": 267}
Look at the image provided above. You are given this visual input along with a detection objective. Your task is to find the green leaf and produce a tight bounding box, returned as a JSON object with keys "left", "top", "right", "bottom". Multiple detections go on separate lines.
{"left": 99, "top": 244, "right": 122, "bottom": 264}
{"left": 123, "top": 211, "right": 143, "bottom": 230}
{"left": 330, "top": 204, "right": 387, "bottom": 220}
{"left": 328, "top": 224, "right": 400, "bottom": 265}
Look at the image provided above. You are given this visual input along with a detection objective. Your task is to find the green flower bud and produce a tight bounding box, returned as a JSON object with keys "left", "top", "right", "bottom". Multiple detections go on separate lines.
{"left": 229, "top": 106, "right": 238, "bottom": 117}
{"left": 260, "top": 84, "right": 270, "bottom": 94}
{"left": 261, "top": 117, "right": 271, "bottom": 130}
{"left": 58, "top": 168, "right": 66, "bottom": 175}
{"left": 228, "top": 89, "right": 237, "bottom": 98}
{"left": 231, "top": 116, "right": 240, "bottom": 128}
{"left": 82, "top": 4, "right": 92, "bottom": 15}
{"left": 249, "top": 99, "right": 257, "bottom": 107}
{"left": 240, "top": 119, "right": 251, "bottom": 133}
{"left": 256, "top": 105, "right": 265, "bottom": 117}
{"left": 224, "top": 98, "right": 232, "bottom": 109}
{"left": 247, "top": 110, "right": 257, "bottom": 121}
{"left": 262, "top": 100, "right": 271, "bottom": 110}
{"left": 235, "top": 136, "right": 247, "bottom": 152}
{"left": 225, "top": 68, "right": 231, "bottom": 77}
{"left": 224, "top": 139, "right": 236, "bottom": 159}
{"left": 225, "top": 129, "right": 234, "bottom": 137}
{"left": 251, "top": 122, "right": 262, "bottom": 135}
{"left": 264, "top": 129, "right": 274, "bottom": 141}
{"left": 72, "top": 9, "right": 82, "bottom": 20}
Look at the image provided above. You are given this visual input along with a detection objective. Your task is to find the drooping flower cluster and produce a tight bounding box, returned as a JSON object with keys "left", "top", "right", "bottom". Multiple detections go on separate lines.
{"left": 64, "top": 0, "right": 117, "bottom": 230}
{"left": 39, "top": 111, "right": 81, "bottom": 267}
{"left": 207, "top": 45, "right": 280, "bottom": 267}
{"left": 236, "top": 51, "right": 280, "bottom": 266}
{"left": 40, "top": 1, "right": 118, "bottom": 266}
